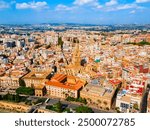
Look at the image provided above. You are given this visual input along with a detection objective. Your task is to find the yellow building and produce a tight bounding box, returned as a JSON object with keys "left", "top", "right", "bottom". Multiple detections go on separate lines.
{"left": 80, "top": 83, "right": 117, "bottom": 109}
{"left": 22, "top": 69, "right": 51, "bottom": 88}
{"left": 0, "top": 76, "right": 19, "bottom": 88}
{"left": 35, "top": 85, "right": 46, "bottom": 97}
{"left": 0, "top": 70, "right": 27, "bottom": 89}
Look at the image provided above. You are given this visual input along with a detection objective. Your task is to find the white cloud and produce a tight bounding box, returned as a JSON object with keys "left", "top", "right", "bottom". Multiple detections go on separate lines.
{"left": 0, "top": 1, "right": 9, "bottom": 9}
{"left": 55, "top": 0, "right": 102, "bottom": 11}
{"left": 105, "top": 0, "right": 118, "bottom": 6}
{"left": 56, "top": 4, "right": 75, "bottom": 11}
{"left": 136, "top": 0, "right": 150, "bottom": 3}
{"left": 130, "top": 10, "right": 136, "bottom": 14}
{"left": 105, "top": 4, "right": 142, "bottom": 11}
{"left": 73, "top": 0, "right": 97, "bottom": 6}
{"left": 117, "top": 4, "right": 138, "bottom": 10}
{"left": 55, "top": 0, "right": 144, "bottom": 12}
{"left": 73, "top": 0, "right": 102, "bottom": 9}
{"left": 16, "top": 1, "right": 49, "bottom": 10}
{"left": 95, "top": 4, "right": 103, "bottom": 9}
{"left": 93, "top": 2, "right": 103, "bottom": 9}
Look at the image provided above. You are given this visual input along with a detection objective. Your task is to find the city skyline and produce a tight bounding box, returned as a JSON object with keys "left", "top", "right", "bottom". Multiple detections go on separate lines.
{"left": 0, "top": 0, "right": 150, "bottom": 24}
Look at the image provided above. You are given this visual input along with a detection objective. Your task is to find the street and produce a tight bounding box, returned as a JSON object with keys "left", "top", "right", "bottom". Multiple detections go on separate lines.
{"left": 141, "top": 88, "right": 150, "bottom": 113}
{"left": 46, "top": 97, "right": 110, "bottom": 113}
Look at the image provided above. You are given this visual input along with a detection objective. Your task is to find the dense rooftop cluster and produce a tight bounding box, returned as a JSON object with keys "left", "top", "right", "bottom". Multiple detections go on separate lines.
{"left": 0, "top": 28, "right": 150, "bottom": 113}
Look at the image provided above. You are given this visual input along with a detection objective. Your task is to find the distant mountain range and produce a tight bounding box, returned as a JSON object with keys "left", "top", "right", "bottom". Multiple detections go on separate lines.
{"left": 0, "top": 23, "right": 150, "bottom": 33}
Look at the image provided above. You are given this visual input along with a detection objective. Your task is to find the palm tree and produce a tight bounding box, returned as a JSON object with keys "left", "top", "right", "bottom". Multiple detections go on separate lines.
{"left": 87, "top": 98, "right": 92, "bottom": 104}
{"left": 103, "top": 101, "right": 108, "bottom": 108}
{"left": 97, "top": 99, "right": 102, "bottom": 107}
{"left": 62, "top": 92, "right": 68, "bottom": 98}
{"left": 97, "top": 99, "right": 102, "bottom": 104}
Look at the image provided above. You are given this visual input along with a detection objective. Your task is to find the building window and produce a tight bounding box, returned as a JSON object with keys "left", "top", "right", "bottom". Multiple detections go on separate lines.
{"left": 120, "top": 103, "right": 129, "bottom": 109}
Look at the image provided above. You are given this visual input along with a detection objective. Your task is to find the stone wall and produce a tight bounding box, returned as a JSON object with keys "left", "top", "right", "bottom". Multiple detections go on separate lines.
{"left": 37, "top": 108, "right": 56, "bottom": 113}
{"left": 0, "top": 101, "right": 30, "bottom": 113}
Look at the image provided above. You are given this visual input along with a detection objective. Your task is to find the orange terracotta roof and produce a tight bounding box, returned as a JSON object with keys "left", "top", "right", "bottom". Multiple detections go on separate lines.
{"left": 45, "top": 80, "right": 84, "bottom": 91}
{"left": 109, "top": 79, "right": 121, "bottom": 85}
{"left": 51, "top": 74, "right": 67, "bottom": 82}
{"left": 67, "top": 75, "right": 76, "bottom": 79}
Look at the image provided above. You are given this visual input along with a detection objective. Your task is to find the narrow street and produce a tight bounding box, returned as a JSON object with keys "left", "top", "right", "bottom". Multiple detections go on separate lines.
{"left": 141, "top": 88, "right": 149, "bottom": 113}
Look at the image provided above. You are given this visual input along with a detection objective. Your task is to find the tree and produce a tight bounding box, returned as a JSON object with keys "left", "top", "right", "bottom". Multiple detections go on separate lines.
{"left": 103, "top": 101, "right": 108, "bottom": 107}
{"left": 19, "top": 79, "right": 26, "bottom": 87}
{"left": 75, "top": 106, "right": 93, "bottom": 113}
{"left": 3, "top": 93, "right": 13, "bottom": 101}
{"left": 1, "top": 93, "right": 22, "bottom": 103}
{"left": 63, "top": 92, "right": 69, "bottom": 98}
{"left": 66, "top": 97, "right": 87, "bottom": 104}
{"left": 58, "top": 37, "right": 64, "bottom": 50}
{"left": 87, "top": 98, "right": 92, "bottom": 104}
{"left": 133, "top": 103, "right": 139, "bottom": 110}
{"left": 127, "top": 41, "right": 150, "bottom": 46}
{"left": 15, "top": 94, "right": 20, "bottom": 103}
{"left": 106, "top": 107, "right": 109, "bottom": 111}
{"left": 117, "top": 110, "right": 121, "bottom": 113}
{"left": 64, "top": 108, "right": 72, "bottom": 113}
{"left": 46, "top": 105, "right": 53, "bottom": 110}
{"left": 16, "top": 86, "right": 34, "bottom": 95}
{"left": 97, "top": 100, "right": 102, "bottom": 104}
{"left": 66, "top": 96, "right": 75, "bottom": 101}
{"left": 54, "top": 101, "right": 63, "bottom": 113}
{"left": 115, "top": 107, "right": 119, "bottom": 111}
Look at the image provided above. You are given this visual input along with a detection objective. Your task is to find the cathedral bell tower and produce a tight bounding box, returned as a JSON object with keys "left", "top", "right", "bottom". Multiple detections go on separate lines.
{"left": 72, "top": 43, "right": 81, "bottom": 66}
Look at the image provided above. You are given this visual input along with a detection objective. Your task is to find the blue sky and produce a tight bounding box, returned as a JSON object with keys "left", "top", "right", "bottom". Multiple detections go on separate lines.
{"left": 0, "top": 0, "right": 150, "bottom": 24}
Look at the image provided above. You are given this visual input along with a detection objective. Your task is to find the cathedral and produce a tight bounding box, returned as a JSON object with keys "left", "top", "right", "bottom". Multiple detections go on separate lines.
{"left": 65, "top": 43, "right": 84, "bottom": 76}
{"left": 62, "top": 42, "right": 99, "bottom": 80}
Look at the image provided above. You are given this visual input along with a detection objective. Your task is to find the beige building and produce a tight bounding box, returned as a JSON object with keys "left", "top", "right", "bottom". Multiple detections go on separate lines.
{"left": 22, "top": 69, "right": 51, "bottom": 88}
{"left": 116, "top": 74, "right": 147, "bottom": 113}
{"left": 116, "top": 90, "right": 143, "bottom": 113}
{"left": 0, "top": 76, "right": 19, "bottom": 88}
{"left": 35, "top": 85, "right": 46, "bottom": 97}
{"left": 45, "top": 74, "right": 85, "bottom": 98}
{"left": 0, "top": 70, "right": 27, "bottom": 89}
{"left": 80, "top": 83, "right": 117, "bottom": 109}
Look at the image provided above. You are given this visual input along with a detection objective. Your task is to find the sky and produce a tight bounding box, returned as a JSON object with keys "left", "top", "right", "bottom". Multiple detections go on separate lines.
{"left": 0, "top": 0, "right": 150, "bottom": 24}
